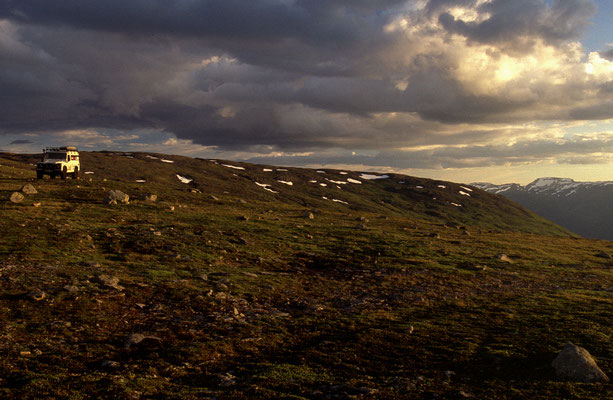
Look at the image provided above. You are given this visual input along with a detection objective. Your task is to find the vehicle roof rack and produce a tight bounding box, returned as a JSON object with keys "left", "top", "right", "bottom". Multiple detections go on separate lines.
{"left": 44, "top": 146, "right": 78, "bottom": 152}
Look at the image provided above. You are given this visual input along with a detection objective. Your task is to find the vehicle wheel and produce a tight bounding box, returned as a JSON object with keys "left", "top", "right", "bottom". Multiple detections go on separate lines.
{"left": 36, "top": 171, "right": 43, "bottom": 179}
{"left": 73, "top": 167, "right": 79, "bottom": 179}
{"left": 61, "top": 167, "right": 67, "bottom": 180}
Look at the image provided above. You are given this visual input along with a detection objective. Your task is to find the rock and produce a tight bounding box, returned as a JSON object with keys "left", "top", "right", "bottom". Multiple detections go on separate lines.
{"left": 304, "top": 212, "right": 315, "bottom": 219}
{"left": 96, "top": 274, "right": 124, "bottom": 291}
{"left": 101, "top": 360, "right": 120, "bottom": 369}
{"left": 188, "top": 188, "right": 201, "bottom": 193}
{"left": 495, "top": 254, "right": 513, "bottom": 263}
{"left": 32, "top": 202, "right": 41, "bottom": 208}
{"left": 354, "top": 223, "right": 368, "bottom": 230}
{"left": 144, "top": 194, "right": 157, "bottom": 202}
{"left": 21, "top": 183, "right": 38, "bottom": 194}
{"left": 124, "top": 333, "right": 163, "bottom": 349}
{"left": 210, "top": 195, "right": 220, "bottom": 201}
{"left": 219, "top": 373, "right": 236, "bottom": 387}
{"left": 9, "top": 192, "right": 24, "bottom": 203}
{"left": 168, "top": 205, "right": 175, "bottom": 211}
{"left": 356, "top": 216, "right": 369, "bottom": 223}
{"left": 462, "top": 230, "right": 471, "bottom": 236}
{"left": 596, "top": 251, "right": 612, "bottom": 259}
{"left": 551, "top": 343, "right": 609, "bottom": 383}
{"left": 28, "top": 290, "right": 46, "bottom": 301}
{"left": 63, "top": 285, "right": 79, "bottom": 293}
{"left": 103, "top": 190, "right": 129, "bottom": 205}
{"left": 238, "top": 199, "right": 247, "bottom": 204}
{"left": 429, "top": 233, "right": 440, "bottom": 239}
{"left": 82, "top": 261, "right": 100, "bottom": 268}
{"left": 238, "top": 215, "right": 249, "bottom": 221}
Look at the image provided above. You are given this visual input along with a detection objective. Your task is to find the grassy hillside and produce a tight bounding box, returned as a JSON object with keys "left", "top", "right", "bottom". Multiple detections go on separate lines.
{"left": 0, "top": 151, "right": 610, "bottom": 399}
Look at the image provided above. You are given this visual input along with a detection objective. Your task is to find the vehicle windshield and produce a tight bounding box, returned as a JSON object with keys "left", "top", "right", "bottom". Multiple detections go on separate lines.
{"left": 43, "top": 152, "right": 67, "bottom": 161}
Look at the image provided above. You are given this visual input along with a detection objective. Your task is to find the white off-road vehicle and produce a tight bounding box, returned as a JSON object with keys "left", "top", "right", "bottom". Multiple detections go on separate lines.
{"left": 36, "top": 146, "right": 80, "bottom": 179}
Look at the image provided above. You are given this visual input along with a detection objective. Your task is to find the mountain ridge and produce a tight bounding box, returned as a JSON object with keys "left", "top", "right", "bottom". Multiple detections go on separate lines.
{"left": 473, "top": 177, "right": 613, "bottom": 240}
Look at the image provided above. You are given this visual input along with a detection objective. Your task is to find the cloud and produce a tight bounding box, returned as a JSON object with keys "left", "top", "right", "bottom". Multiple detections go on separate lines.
{"left": 0, "top": 0, "right": 612, "bottom": 173}
{"left": 9, "top": 139, "right": 32, "bottom": 144}
{"left": 438, "top": 0, "right": 597, "bottom": 49}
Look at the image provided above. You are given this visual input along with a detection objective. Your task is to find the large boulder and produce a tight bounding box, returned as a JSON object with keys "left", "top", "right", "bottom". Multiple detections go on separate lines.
{"left": 21, "top": 183, "right": 38, "bottom": 194}
{"left": 551, "top": 343, "right": 609, "bottom": 383}
{"left": 9, "top": 192, "right": 24, "bottom": 203}
{"left": 103, "top": 190, "right": 129, "bottom": 205}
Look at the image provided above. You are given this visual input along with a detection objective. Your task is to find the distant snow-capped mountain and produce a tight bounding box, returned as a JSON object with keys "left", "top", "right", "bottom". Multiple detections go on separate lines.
{"left": 472, "top": 178, "right": 613, "bottom": 240}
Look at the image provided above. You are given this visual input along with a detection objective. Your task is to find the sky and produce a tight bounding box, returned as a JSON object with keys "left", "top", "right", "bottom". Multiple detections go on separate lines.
{"left": 1, "top": 0, "right": 613, "bottom": 184}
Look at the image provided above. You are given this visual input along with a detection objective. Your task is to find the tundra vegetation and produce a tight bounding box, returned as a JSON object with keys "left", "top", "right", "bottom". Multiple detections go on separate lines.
{"left": 0, "top": 152, "right": 610, "bottom": 399}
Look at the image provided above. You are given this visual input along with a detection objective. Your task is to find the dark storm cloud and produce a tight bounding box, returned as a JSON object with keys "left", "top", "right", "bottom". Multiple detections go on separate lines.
{"left": 0, "top": 0, "right": 610, "bottom": 169}
{"left": 9, "top": 139, "right": 32, "bottom": 145}
{"left": 0, "top": 0, "right": 407, "bottom": 48}
{"left": 439, "top": 0, "right": 597, "bottom": 48}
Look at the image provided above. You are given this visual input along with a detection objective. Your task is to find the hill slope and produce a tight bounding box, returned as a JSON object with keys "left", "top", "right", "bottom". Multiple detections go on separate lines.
{"left": 2, "top": 151, "right": 572, "bottom": 237}
{"left": 0, "top": 152, "right": 610, "bottom": 399}
{"left": 473, "top": 177, "right": 613, "bottom": 240}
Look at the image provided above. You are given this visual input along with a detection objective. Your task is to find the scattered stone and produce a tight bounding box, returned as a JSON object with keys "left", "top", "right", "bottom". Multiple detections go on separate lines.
{"left": 9, "top": 192, "right": 24, "bottom": 203}
{"left": 28, "top": 290, "right": 46, "bottom": 301}
{"left": 168, "top": 205, "right": 175, "bottom": 211}
{"left": 63, "top": 285, "right": 79, "bottom": 293}
{"left": 96, "top": 274, "right": 124, "bottom": 291}
{"left": 407, "top": 325, "right": 414, "bottom": 334}
{"left": 219, "top": 373, "right": 236, "bottom": 387}
{"left": 304, "top": 212, "right": 315, "bottom": 219}
{"left": 101, "top": 360, "right": 120, "bottom": 369}
{"left": 103, "top": 190, "right": 129, "bottom": 205}
{"left": 238, "top": 199, "right": 247, "bottom": 204}
{"left": 238, "top": 215, "right": 249, "bottom": 221}
{"left": 354, "top": 223, "right": 368, "bottom": 230}
{"left": 144, "top": 194, "right": 157, "bottom": 202}
{"left": 210, "top": 195, "right": 220, "bottom": 201}
{"left": 33, "top": 202, "right": 41, "bottom": 208}
{"left": 456, "top": 390, "right": 474, "bottom": 398}
{"left": 551, "top": 342, "right": 609, "bottom": 383}
{"left": 189, "top": 188, "right": 201, "bottom": 193}
{"left": 429, "top": 233, "right": 440, "bottom": 239}
{"left": 21, "top": 183, "right": 38, "bottom": 194}
{"left": 82, "top": 261, "right": 101, "bottom": 268}
{"left": 356, "top": 216, "right": 369, "bottom": 223}
{"left": 596, "top": 251, "right": 612, "bottom": 259}
{"left": 462, "top": 230, "right": 471, "bottom": 236}
{"left": 495, "top": 254, "right": 513, "bottom": 263}
{"left": 124, "top": 333, "right": 163, "bottom": 350}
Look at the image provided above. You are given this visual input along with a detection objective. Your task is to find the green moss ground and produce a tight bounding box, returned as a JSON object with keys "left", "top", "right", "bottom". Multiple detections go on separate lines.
{"left": 0, "top": 152, "right": 610, "bottom": 399}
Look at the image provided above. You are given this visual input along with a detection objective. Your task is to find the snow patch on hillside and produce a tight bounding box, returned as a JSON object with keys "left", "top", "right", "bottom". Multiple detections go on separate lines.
{"left": 176, "top": 174, "right": 192, "bottom": 184}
